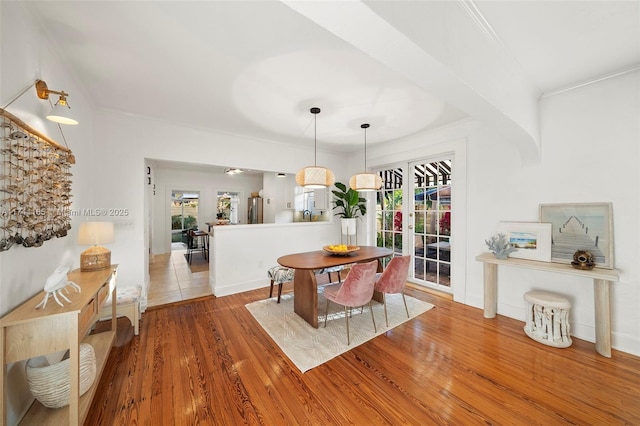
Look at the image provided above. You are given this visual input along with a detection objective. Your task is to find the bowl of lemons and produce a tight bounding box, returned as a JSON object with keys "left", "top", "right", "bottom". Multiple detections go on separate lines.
{"left": 322, "top": 244, "right": 360, "bottom": 256}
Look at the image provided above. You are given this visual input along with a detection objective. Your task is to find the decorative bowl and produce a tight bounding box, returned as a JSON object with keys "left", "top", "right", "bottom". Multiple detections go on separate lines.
{"left": 323, "top": 245, "right": 360, "bottom": 256}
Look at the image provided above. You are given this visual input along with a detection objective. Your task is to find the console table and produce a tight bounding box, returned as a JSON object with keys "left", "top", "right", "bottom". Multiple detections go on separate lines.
{"left": 476, "top": 253, "right": 619, "bottom": 357}
{"left": 0, "top": 266, "right": 118, "bottom": 425}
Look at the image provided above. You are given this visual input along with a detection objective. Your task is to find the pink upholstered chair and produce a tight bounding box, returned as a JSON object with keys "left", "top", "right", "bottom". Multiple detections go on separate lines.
{"left": 374, "top": 255, "right": 411, "bottom": 327}
{"left": 323, "top": 260, "right": 378, "bottom": 345}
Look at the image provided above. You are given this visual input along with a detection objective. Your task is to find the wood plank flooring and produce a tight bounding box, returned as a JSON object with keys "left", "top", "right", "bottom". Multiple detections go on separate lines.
{"left": 87, "top": 285, "right": 640, "bottom": 425}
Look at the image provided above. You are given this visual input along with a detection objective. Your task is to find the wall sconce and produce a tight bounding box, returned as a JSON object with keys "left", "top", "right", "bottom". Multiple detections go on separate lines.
{"left": 35, "top": 80, "right": 79, "bottom": 125}
{"left": 1, "top": 78, "right": 78, "bottom": 126}
{"left": 78, "top": 222, "right": 114, "bottom": 271}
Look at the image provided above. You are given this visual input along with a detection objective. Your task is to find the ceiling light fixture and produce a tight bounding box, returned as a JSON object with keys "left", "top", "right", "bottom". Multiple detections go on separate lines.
{"left": 224, "top": 168, "right": 244, "bottom": 175}
{"left": 295, "top": 107, "right": 335, "bottom": 189}
{"left": 35, "top": 80, "right": 79, "bottom": 125}
{"left": 350, "top": 123, "right": 382, "bottom": 192}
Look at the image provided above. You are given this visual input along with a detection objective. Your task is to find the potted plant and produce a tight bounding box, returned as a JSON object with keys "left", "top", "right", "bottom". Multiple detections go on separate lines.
{"left": 331, "top": 182, "right": 367, "bottom": 237}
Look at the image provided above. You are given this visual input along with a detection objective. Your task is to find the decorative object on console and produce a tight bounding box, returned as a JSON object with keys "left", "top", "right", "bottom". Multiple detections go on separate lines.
{"left": 35, "top": 265, "right": 80, "bottom": 309}
{"left": 539, "top": 202, "right": 614, "bottom": 269}
{"left": 295, "top": 107, "right": 335, "bottom": 188}
{"left": 571, "top": 249, "right": 595, "bottom": 270}
{"left": 497, "top": 222, "right": 552, "bottom": 262}
{"left": 26, "top": 343, "right": 96, "bottom": 409}
{"left": 78, "top": 222, "right": 114, "bottom": 271}
{"left": 484, "top": 233, "right": 517, "bottom": 259}
{"left": 349, "top": 123, "right": 382, "bottom": 192}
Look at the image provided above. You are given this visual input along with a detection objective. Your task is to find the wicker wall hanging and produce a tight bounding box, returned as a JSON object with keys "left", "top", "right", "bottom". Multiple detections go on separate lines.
{"left": 0, "top": 108, "right": 73, "bottom": 251}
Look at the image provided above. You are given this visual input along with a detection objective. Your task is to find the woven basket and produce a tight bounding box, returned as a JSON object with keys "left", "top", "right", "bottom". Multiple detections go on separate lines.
{"left": 26, "top": 343, "right": 97, "bottom": 408}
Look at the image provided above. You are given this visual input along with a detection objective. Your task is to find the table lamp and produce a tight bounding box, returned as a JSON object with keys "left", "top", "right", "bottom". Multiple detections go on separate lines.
{"left": 78, "top": 222, "right": 114, "bottom": 271}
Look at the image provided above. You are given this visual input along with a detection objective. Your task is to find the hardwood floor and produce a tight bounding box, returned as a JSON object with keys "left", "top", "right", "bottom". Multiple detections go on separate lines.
{"left": 88, "top": 284, "right": 640, "bottom": 425}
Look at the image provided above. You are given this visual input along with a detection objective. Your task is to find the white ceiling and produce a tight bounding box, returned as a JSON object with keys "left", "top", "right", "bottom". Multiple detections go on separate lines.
{"left": 24, "top": 1, "right": 639, "bottom": 152}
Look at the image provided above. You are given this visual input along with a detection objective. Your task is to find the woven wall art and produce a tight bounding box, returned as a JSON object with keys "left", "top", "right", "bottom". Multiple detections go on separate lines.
{"left": 0, "top": 108, "right": 73, "bottom": 251}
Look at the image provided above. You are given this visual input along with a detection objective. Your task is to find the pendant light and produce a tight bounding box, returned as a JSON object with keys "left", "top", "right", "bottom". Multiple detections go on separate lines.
{"left": 295, "top": 107, "right": 335, "bottom": 188}
{"left": 350, "top": 123, "right": 382, "bottom": 191}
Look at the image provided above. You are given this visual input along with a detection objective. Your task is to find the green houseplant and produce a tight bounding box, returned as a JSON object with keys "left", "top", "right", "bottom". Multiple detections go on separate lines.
{"left": 331, "top": 182, "right": 367, "bottom": 218}
{"left": 332, "top": 182, "right": 367, "bottom": 242}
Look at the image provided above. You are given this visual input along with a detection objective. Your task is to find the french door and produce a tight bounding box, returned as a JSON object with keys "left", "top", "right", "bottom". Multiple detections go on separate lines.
{"left": 410, "top": 158, "right": 452, "bottom": 292}
{"left": 375, "top": 157, "right": 453, "bottom": 293}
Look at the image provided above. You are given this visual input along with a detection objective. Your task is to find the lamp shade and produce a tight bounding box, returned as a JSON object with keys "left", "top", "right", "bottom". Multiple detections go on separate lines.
{"left": 349, "top": 173, "right": 383, "bottom": 192}
{"left": 296, "top": 166, "right": 335, "bottom": 189}
{"left": 77, "top": 222, "right": 114, "bottom": 246}
{"left": 47, "top": 99, "right": 79, "bottom": 125}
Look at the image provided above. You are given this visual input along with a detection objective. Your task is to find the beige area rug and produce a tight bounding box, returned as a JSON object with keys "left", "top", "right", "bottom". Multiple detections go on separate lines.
{"left": 245, "top": 288, "right": 434, "bottom": 373}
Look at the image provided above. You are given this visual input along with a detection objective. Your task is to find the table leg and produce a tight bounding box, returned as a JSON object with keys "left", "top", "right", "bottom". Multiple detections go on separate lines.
{"left": 594, "top": 279, "right": 612, "bottom": 358}
{"left": 483, "top": 263, "right": 497, "bottom": 318}
{"left": 293, "top": 269, "right": 319, "bottom": 328}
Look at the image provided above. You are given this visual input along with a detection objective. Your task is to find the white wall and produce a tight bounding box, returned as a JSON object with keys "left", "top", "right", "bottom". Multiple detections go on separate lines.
{"left": 210, "top": 221, "right": 340, "bottom": 296}
{"left": 151, "top": 163, "right": 264, "bottom": 254}
{"left": 367, "top": 71, "right": 640, "bottom": 355}
{"left": 0, "top": 3, "right": 98, "bottom": 423}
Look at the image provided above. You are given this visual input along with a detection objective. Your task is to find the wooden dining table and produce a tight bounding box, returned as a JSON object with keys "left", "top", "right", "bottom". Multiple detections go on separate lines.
{"left": 277, "top": 246, "right": 394, "bottom": 328}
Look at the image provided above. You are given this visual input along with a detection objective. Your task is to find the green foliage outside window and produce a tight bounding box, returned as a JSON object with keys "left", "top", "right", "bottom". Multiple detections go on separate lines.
{"left": 171, "top": 215, "right": 197, "bottom": 230}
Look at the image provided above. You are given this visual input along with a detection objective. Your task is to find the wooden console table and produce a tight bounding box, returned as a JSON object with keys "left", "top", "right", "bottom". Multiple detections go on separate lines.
{"left": 476, "top": 253, "right": 619, "bottom": 357}
{"left": 0, "top": 266, "right": 118, "bottom": 425}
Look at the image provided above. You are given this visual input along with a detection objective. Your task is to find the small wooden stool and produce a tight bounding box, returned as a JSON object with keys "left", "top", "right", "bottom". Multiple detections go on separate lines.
{"left": 523, "top": 290, "right": 572, "bottom": 348}
{"left": 267, "top": 266, "right": 295, "bottom": 303}
{"left": 99, "top": 286, "right": 142, "bottom": 335}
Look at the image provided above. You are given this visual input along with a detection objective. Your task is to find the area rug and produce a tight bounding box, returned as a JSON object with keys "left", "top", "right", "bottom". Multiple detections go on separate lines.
{"left": 245, "top": 288, "right": 434, "bottom": 373}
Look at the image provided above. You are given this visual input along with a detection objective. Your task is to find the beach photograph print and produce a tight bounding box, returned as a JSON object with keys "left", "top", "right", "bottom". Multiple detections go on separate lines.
{"left": 539, "top": 203, "right": 614, "bottom": 269}
{"left": 497, "top": 222, "right": 551, "bottom": 262}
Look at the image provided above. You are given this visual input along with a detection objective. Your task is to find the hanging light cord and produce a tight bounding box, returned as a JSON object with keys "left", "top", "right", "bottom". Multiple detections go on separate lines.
{"left": 1, "top": 79, "right": 38, "bottom": 110}
{"left": 364, "top": 125, "right": 367, "bottom": 170}
{"left": 361, "top": 123, "right": 370, "bottom": 171}
{"left": 314, "top": 112, "right": 317, "bottom": 166}
{"left": 48, "top": 98, "right": 72, "bottom": 151}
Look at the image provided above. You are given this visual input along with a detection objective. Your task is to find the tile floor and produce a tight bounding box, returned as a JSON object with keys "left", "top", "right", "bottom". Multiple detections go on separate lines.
{"left": 147, "top": 248, "right": 348, "bottom": 308}
{"left": 147, "top": 248, "right": 212, "bottom": 308}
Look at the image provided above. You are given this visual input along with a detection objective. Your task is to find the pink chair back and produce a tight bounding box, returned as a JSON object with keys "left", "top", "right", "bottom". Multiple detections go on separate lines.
{"left": 331, "top": 260, "right": 378, "bottom": 307}
{"left": 374, "top": 256, "right": 410, "bottom": 294}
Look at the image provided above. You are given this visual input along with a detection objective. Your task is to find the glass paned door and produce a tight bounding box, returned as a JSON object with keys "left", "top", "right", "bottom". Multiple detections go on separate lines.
{"left": 171, "top": 190, "right": 199, "bottom": 249}
{"left": 412, "top": 159, "right": 452, "bottom": 290}
{"left": 376, "top": 167, "right": 404, "bottom": 262}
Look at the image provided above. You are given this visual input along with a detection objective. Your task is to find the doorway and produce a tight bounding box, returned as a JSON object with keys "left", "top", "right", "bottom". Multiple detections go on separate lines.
{"left": 410, "top": 158, "right": 452, "bottom": 292}
{"left": 217, "top": 191, "right": 240, "bottom": 224}
{"left": 375, "top": 156, "right": 453, "bottom": 294}
{"left": 171, "top": 190, "right": 200, "bottom": 250}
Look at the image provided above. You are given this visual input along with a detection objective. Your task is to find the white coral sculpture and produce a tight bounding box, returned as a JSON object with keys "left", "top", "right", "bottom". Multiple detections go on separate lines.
{"left": 485, "top": 233, "right": 517, "bottom": 259}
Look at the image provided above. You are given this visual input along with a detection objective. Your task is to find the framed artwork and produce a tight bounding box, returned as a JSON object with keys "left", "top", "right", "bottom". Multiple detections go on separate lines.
{"left": 539, "top": 203, "right": 614, "bottom": 269}
{"left": 498, "top": 222, "right": 552, "bottom": 262}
